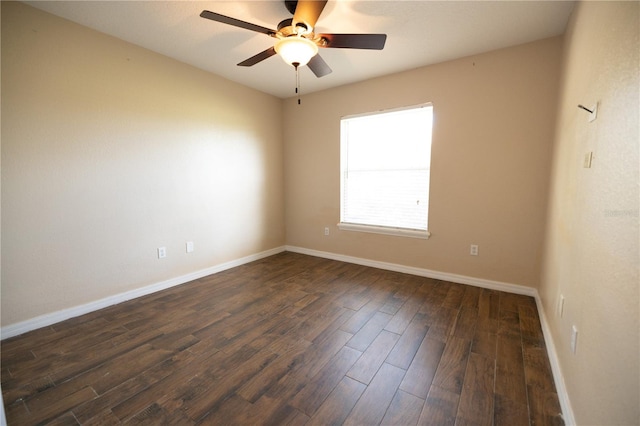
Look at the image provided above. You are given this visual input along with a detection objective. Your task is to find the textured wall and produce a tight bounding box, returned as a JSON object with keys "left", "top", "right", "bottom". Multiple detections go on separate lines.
{"left": 540, "top": 2, "right": 639, "bottom": 424}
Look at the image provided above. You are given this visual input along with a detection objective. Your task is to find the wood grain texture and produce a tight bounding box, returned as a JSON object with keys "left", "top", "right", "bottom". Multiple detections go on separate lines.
{"left": 381, "top": 389, "right": 424, "bottom": 426}
{"left": 344, "top": 363, "right": 405, "bottom": 425}
{"left": 1, "top": 252, "right": 563, "bottom": 425}
{"left": 456, "top": 352, "right": 496, "bottom": 425}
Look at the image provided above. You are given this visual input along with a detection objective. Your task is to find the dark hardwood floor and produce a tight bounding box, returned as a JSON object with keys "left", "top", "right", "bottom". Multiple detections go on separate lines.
{"left": 1, "top": 252, "right": 564, "bottom": 425}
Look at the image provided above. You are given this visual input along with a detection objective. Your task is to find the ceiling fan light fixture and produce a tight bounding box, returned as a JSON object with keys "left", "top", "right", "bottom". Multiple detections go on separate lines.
{"left": 274, "top": 36, "right": 318, "bottom": 67}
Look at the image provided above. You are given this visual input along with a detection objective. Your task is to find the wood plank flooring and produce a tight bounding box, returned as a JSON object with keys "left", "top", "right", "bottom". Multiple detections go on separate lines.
{"left": 1, "top": 252, "right": 564, "bottom": 425}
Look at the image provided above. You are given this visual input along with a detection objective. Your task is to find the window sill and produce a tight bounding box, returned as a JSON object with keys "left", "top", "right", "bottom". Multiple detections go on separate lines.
{"left": 337, "top": 222, "right": 431, "bottom": 239}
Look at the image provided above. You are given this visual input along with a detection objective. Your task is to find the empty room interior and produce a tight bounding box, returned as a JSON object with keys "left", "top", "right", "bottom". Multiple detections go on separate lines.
{"left": 1, "top": 1, "right": 638, "bottom": 425}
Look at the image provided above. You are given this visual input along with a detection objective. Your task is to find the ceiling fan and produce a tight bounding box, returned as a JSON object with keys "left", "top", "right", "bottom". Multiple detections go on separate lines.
{"left": 199, "top": 0, "right": 387, "bottom": 78}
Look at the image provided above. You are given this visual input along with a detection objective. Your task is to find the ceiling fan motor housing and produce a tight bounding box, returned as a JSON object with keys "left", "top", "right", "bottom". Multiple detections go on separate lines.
{"left": 278, "top": 19, "right": 315, "bottom": 43}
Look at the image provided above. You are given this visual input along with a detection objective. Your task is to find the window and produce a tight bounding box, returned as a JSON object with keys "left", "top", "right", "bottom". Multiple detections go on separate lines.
{"left": 339, "top": 104, "right": 433, "bottom": 239}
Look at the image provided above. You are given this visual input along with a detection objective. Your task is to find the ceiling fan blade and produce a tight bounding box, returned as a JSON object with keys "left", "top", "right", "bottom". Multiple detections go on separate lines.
{"left": 292, "top": 0, "right": 328, "bottom": 31}
{"left": 237, "top": 47, "right": 277, "bottom": 67}
{"left": 200, "top": 10, "right": 275, "bottom": 36}
{"left": 319, "top": 33, "right": 387, "bottom": 50}
{"left": 307, "top": 54, "right": 332, "bottom": 78}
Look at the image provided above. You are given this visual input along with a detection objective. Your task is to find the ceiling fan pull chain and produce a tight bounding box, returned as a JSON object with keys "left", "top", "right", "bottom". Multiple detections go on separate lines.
{"left": 294, "top": 62, "right": 302, "bottom": 104}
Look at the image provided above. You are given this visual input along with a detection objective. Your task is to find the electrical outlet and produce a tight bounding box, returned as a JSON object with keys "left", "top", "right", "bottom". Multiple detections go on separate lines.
{"left": 558, "top": 294, "right": 565, "bottom": 317}
{"left": 470, "top": 244, "right": 479, "bottom": 256}
{"left": 186, "top": 241, "right": 194, "bottom": 253}
{"left": 157, "top": 247, "right": 167, "bottom": 259}
{"left": 571, "top": 325, "right": 578, "bottom": 354}
{"left": 324, "top": 227, "right": 330, "bottom": 236}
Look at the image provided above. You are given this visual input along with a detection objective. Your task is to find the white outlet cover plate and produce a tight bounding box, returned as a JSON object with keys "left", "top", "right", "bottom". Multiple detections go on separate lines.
{"left": 571, "top": 325, "right": 578, "bottom": 354}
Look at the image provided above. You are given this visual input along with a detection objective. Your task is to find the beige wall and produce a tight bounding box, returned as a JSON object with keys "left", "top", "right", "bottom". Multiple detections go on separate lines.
{"left": 1, "top": 2, "right": 284, "bottom": 326}
{"left": 540, "top": 2, "right": 639, "bottom": 424}
{"left": 284, "top": 37, "right": 562, "bottom": 288}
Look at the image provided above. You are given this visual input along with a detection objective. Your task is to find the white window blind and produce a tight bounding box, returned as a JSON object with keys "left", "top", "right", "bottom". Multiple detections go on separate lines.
{"left": 340, "top": 104, "right": 433, "bottom": 238}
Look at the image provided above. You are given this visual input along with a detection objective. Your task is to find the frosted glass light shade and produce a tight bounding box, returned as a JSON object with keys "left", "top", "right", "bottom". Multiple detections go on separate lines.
{"left": 274, "top": 37, "right": 318, "bottom": 67}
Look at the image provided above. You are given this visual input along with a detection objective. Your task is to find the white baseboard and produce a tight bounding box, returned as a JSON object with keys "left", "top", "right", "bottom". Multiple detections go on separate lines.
{"left": 285, "top": 245, "right": 575, "bottom": 425}
{"left": 0, "top": 384, "right": 5, "bottom": 426}
{"left": 533, "top": 294, "right": 576, "bottom": 425}
{"left": 285, "top": 245, "right": 537, "bottom": 296}
{"left": 0, "top": 246, "right": 286, "bottom": 340}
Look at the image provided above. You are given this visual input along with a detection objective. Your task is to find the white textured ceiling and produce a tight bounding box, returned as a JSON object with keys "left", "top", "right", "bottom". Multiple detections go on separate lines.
{"left": 25, "top": 1, "right": 575, "bottom": 99}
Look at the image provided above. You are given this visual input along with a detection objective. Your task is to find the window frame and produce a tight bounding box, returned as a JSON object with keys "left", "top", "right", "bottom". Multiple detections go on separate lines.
{"left": 338, "top": 103, "right": 433, "bottom": 240}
